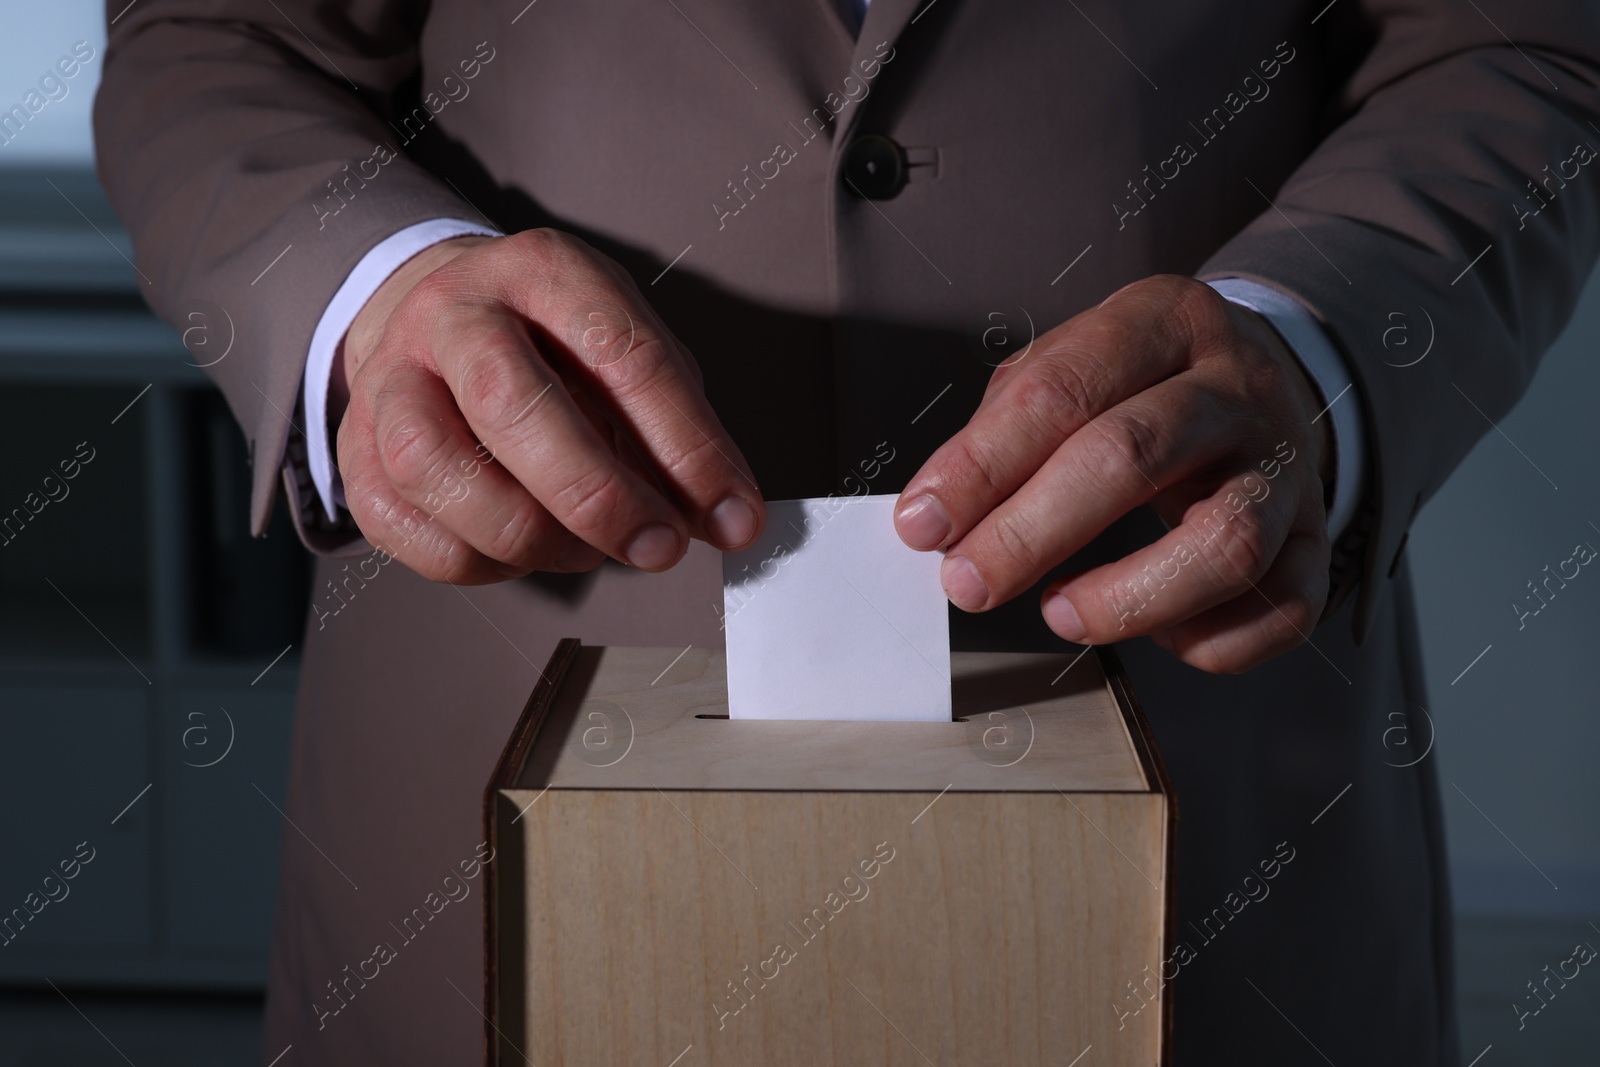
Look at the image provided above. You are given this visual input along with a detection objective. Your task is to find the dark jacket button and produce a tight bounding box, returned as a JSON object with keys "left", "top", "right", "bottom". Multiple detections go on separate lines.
{"left": 841, "top": 134, "right": 908, "bottom": 200}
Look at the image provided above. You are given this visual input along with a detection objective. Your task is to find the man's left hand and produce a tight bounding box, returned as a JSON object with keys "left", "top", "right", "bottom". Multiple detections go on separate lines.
{"left": 894, "top": 274, "right": 1335, "bottom": 674}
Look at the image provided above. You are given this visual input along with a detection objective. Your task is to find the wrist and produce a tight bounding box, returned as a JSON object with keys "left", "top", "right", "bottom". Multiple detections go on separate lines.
{"left": 328, "top": 235, "right": 494, "bottom": 437}
{"left": 1234, "top": 305, "right": 1333, "bottom": 491}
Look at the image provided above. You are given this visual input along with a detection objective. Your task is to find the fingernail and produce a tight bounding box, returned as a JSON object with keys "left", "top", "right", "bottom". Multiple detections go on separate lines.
{"left": 624, "top": 523, "right": 681, "bottom": 569}
{"left": 1043, "top": 592, "right": 1088, "bottom": 642}
{"left": 707, "top": 495, "right": 757, "bottom": 549}
{"left": 1150, "top": 629, "right": 1174, "bottom": 651}
{"left": 941, "top": 554, "right": 988, "bottom": 612}
{"left": 897, "top": 494, "right": 951, "bottom": 550}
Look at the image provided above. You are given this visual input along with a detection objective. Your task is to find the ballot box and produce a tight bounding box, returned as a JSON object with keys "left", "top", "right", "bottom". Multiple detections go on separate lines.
{"left": 485, "top": 640, "right": 1174, "bottom": 1066}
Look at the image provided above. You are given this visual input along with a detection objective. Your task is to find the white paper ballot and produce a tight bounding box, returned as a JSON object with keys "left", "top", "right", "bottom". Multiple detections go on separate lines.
{"left": 722, "top": 495, "right": 951, "bottom": 721}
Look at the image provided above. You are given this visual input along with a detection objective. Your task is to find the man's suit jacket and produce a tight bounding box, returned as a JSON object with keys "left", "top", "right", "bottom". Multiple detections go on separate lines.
{"left": 95, "top": 0, "right": 1600, "bottom": 1063}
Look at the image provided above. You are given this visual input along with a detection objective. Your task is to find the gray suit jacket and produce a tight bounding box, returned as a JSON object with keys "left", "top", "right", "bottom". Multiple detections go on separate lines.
{"left": 95, "top": 0, "right": 1600, "bottom": 1063}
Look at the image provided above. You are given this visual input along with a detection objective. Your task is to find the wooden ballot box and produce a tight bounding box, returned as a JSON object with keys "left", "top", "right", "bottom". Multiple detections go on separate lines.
{"left": 485, "top": 640, "right": 1174, "bottom": 1066}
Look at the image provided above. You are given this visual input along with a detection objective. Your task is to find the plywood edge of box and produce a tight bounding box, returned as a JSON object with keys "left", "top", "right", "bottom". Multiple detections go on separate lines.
{"left": 483, "top": 636, "right": 582, "bottom": 1067}
{"left": 513, "top": 644, "right": 1152, "bottom": 793}
{"left": 1097, "top": 643, "right": 1178, "bottom": 1066}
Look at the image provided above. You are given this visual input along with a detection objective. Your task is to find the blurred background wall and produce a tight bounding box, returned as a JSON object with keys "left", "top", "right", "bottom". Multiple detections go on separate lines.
{"left": 0, "top": 2, "right": 1594, "bottom": 1063}
{"left": 1, "top": 5, "right": 306, "bottom": 1063}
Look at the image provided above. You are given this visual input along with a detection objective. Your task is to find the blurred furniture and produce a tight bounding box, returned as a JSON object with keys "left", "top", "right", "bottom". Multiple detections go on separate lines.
{"left": 0, "top": 167, "right": 307, "bottom": 987}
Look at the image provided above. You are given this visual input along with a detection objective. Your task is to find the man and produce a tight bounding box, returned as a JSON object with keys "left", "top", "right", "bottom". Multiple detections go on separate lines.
{"left": 95, "top": 0, "right": 1600, "bottom": 1063}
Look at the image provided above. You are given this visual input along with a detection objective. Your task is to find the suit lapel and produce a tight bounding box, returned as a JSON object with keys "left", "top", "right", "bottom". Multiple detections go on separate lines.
{"left": 834, "top": 0, "right": 931, "bottom": 151}
{"left": 855, "top": 0, "right": 927, "bottom": 65}
{"left": 811, "top": 0, "right": 865, "bottom": 48}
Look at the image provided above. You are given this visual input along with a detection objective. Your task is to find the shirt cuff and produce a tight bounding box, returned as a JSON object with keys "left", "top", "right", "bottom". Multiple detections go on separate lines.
{"left": 1205, "top": 277, "right": 1367, "bottom": 545}
{"left": 302, "top": 218, "right": 502, "bottom": 521}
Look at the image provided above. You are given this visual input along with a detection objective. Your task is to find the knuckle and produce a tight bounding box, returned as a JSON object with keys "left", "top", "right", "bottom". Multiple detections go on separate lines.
{"left": 1169, "top": 275, "right": 1231, "bottom": 339}
{"left": 1201, "top": 511, "right": 1269, "bottom": 588}
{"left": 1016, "top": 357, "right": 1098, "bottom": 430}
{"left": 358, "top": 501, "right": 468, "bottom": 583}
{"left": 1092, "top": 576, "right": 1153, "bottom": 635}
{"left": 402, "top": 269, "right": 458, "bottom": 315}
{"left": 483, "top": 499, "right": 553, "bottom": 565}
{"left": 507, "top": 226, "right": 569, "bottom": 263}
{"left": 595, "top": 330, "right": 674, "bottom": 394}
{"left": 454, "top": 344, "right": 539, "bottom": 433}
{"left": 1092, "top": 410, "right": 1165, "bottom": 485}
{"left": 345, "top": 492, "right": 390, "bottom": 549}
{"left": 334, "top": 416, "right": 376, "bottom": 485}
{"left": 979, "top": 514, "right": 1041, "bottom": 580}
{"left": 341, "top": 471, "right": 394, "bottom": 531}
{"left": 549, "top": 464, "right": 629, "bottom": 541}
{"left": 652, "top": 427, "right": 731, "bottom": 492}
{"left": 418, "top": 542, "right": 481, "bottom": 585}
{"left": 949, "top": 433, "right": 1010, "bottom": 504}
{"left": 377, "top": 411, "right": 454, "bottom": 493}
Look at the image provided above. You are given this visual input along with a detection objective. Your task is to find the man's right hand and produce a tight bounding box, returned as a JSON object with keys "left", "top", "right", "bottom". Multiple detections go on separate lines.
{"left": 332, "top": 229, "right": 764, "bottom": 583}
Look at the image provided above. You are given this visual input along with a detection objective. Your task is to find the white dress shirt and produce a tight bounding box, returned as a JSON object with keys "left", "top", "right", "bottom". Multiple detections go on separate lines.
{"left": 1206, "top": 277, "right": 1365, "bottom": 543}
{"left": 302, "top": 218, "right": 499, "bottom": 518}
{"left": 300, "top": 227, "right": 1366, "bottom": 544}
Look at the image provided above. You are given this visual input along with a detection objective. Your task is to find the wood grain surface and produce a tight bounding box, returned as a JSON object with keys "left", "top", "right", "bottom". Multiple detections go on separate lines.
{"left": 497, "top": 788, "right": 1165, "bottom": 1066}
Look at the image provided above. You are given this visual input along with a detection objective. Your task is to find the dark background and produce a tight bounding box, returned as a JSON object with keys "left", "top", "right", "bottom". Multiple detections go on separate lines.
{"left": 0, "top": 6, "right": 1594, "bottom": 1064}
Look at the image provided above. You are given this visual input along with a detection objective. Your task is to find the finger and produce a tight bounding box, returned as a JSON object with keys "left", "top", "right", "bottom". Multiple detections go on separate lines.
{"left": 483, "top": 230, "right": 763, "bottom": 549}
{"left": 336, "top": 379, "right": 516, "bottom": 584}
{"left": 551, "top": 536, "right": 608, "bottom": 573}
{"left": 939, "top": 376, "right": 1242, "bottom": 611}
{"left": 895, "top": 275, "right": 1212, "bottom": 552}
{"left": 1035, "top": 466, "right": 1301, "bottom": 641}
{"left": 424, "top": 306, "right": 694, "bottom": 570}
{"left": 571, "top": 379, "right": 681, "bottom": 507}
{"left": 549, "top": 378, "right": 658, "bottom": 572}
{"left": 972, "top": 278, "right": 1160, "bottom": 407}
{"left": 367, "top": 360, "right": 576, "bottom": 575}
{"left": 1145, "top": 530, "right": 1330, "bottom": 674}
